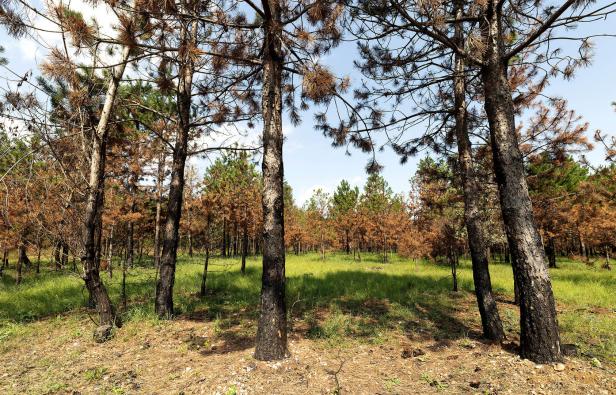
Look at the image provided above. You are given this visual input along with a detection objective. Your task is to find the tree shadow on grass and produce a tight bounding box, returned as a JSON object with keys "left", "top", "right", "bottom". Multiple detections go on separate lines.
{"left": 170, "top": 267, "right": 480, "bottom": 348}
{"left": 1, "top": 262, "right": 484, "bottom": 353}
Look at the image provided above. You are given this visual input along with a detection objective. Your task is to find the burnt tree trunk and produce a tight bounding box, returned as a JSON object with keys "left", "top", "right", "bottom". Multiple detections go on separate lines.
{"left": 81, "top": 45, "right": 131, "bottom": 328}
{"left": 155, "top": 22, "right": 195, "bottom": 318}
{"left": 480, "top": 0, "right": 561, "bottom": 362}
{"left": 255, "top": 0, "right": 288, "bottom": 361}
{"left": 453, "top": 8, "right": 505, "bottom": 340}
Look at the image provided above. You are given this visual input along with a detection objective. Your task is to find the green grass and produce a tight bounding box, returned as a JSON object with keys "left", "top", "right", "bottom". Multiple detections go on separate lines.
{"left": 0, "top": 253, "right": 614, "bottom": 363}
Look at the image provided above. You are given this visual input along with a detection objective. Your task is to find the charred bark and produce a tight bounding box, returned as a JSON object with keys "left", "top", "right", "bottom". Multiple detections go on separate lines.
{"left": 452, "top": 8, "right": 504, "bottom": 341}
{"left": 154, "top": 22, "right": 195, "bottom": 318}
{"left": 480, "top": 1, "right": 561, "bottom": 362}
{"left": 81, "top": 45, "right": 131, "bottom": 328}
{"left": 254, "top": 0, "right": 288, "bottom": 361}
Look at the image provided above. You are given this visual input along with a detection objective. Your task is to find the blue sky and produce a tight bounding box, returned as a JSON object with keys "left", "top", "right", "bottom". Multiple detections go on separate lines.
{"left": 1, "top": 2, "right": 615, "bottom": 205}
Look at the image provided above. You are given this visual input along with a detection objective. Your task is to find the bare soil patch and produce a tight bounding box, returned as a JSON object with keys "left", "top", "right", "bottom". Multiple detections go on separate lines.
{"left": 1, "top": 301, "right": 614, "bottom": 395}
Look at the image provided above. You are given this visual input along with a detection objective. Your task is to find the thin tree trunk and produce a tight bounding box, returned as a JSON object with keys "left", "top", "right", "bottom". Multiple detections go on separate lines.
{"left": 452, "top": 6, "right": 504, "bottom": 341}
{"left": 200, "top": 216, "right": 211, "bottom": 297}
{"left": 154, "top": 149, "right": 165, "bottom": 268}
{"left": 450, "top": 248, "right": 458, "bottom": 292}
{"left": 155, "top": 21, "right": 195, "bottom": 318}
{"left": 54, "top": 240, "right": 61, "bottom": 271}
{"left": 480, "top": 1, "right": 561, "bottom": 362}
{"left": 241, "top": 209, "right": 248, "bottom": 274}
{"left": 61, "top": 241, "right": 69, "bottom": 268}
{"left": 222, "top": 217, "right": 227, "bottom": 257}
{"left": 81, "top": 44, "right": 131, "bottom": 328}
{"left": 36, "top": 239, "right": 41, "bottom": 274}
{"left": 16, "top": 243, "right": 29, "bottom": 285}
{"left": 547, "top": 236, "right": 557, "bottom": 268}
{"left": 255, "top": 0, "right": 287, "bottom": 361}
{"left": 107, "top": 224, "right": 114, "bottom": 278}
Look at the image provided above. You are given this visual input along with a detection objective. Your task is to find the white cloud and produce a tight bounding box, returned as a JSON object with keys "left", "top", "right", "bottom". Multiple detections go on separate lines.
{"left": 295, "top": 174, "right": 366, "bottom": 206}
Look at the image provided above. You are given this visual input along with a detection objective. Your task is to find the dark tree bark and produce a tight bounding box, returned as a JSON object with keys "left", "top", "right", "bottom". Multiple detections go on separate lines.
{"left": 241, "top": 209, "right": 248, "bottom": 274}
{"left": 452, "top": 7, "right": 505, "bottom": 341}
{"left": 81, "top": 45, "right": 131, "bottom": 328}
{"left": 54, "top": 240, "right": 62, "bottom": 270}
{"left": 546, "top": 236, "right": 557, "bottom": 268}
{"left": 61, "top": 241, "right": 69, "bottom": 268}
{"left": 480, "top": 0, "right": 561, "bottom": 363}
{"left": 233, "top": 221, "right": 238, "bottom": 257}
{"left": 200, "top": 216, "right": 211, "bottom": 297}
{"left": 155, "top": 22, "right": 195, "bottom": 318}
{"left": 254, "top": 0, "right": 288, "bottom": 361}
{"left": 16, "top": 243, "right": 30, "bottom": 285}
{"left": 222, "top": 217, "right": 227, "bottom": 257}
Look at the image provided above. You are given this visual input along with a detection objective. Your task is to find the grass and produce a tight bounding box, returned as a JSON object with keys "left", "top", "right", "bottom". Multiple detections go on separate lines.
{"left": 0, "top": 252, "right": 614, "bottom": 363}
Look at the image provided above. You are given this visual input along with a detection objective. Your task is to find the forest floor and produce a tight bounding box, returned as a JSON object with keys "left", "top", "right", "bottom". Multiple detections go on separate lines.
{"left": 0, "top": 253, "right": 615, "bottom": 394}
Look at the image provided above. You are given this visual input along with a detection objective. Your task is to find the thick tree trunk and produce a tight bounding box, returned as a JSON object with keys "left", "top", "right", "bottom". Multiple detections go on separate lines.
{"left": 480, "top": 1, "right": 561, "bottom": 362}
{"left": 452, "top": 11, "right": 504, "bottom": 340}
{"left": 81, "top": 45, "right": 131, "bottom": 328}
{"left": 155, "top": 22, "right": 195, "bottom": 318}
{"left": 255, "top": 0, "right": 287, "bottom": 361}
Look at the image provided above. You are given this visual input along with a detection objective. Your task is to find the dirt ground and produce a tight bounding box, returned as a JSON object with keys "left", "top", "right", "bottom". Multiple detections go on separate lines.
{"left": 1, "top": 312, "right": 614, "bottom": 395}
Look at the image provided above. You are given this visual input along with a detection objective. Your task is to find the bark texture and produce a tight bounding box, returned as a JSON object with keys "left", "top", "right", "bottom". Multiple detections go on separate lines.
{"left": 452, "top": 7, "right": 505, "bottom": 341}
{"left": 154, "top": 22, "right": 195, "bottom": 318}
{"left": 81, "top": 45, "right": 131, "bottom": 327}
{"left": 480, "top": 1, "right": 561, "bottom": 363}
{"left": 254, "top": 0, "right": 288, "bottom": 361}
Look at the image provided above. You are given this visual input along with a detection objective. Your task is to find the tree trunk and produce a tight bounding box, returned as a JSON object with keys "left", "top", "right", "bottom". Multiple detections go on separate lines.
{"left": 546, "top": 236, "right": 557, "bottom": 268}
{"left": 61, "top": 241, "right": 69, "bottom": 268}
{"left": 450, "top": 248, "right": 458, "bottom": 292}
{"left": 200, "top": 217, "right": 211, "bottom": 297}
{"left": 254, "top": 0, "right": 287, "bottom": 361}
{"left": 233, "top": 221, "right": 238, "bottom": 256}
{"left": 155, "top": 22, "right": 195, "bottom": 319}
{"left": 222, "top": 217, "right": 227, "bottom": 257}
{"left": 480, "top": 1, "right": 561, "bottom": 362}
{"left": 54, "top": 240, "right": 62, "bottom": 270}
{"left": 16, "top": 243, "right": 29, "bottom": 285}
{"left": 81, "top": 45, "right": 131, "bottom": 328}
{"left": 36, "top": 241, "right": 41, "bottom": 274}
{"left": 107, "top": 225, "right": 114, "bottom": 278}
{"left": 121, "top": 253, "right": 127, "bottom": 311}
{"left": 154, "top": 149, "right": 165, "bottom": 269}
{"left": 452, "top": 8, "right": 505, "bottom": 340}
{"left": 241, "top": 212, "right": 248, "bottom": 274}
